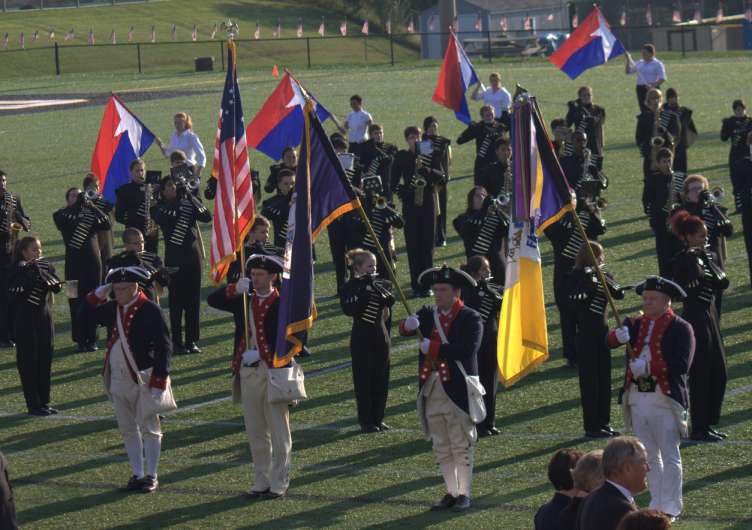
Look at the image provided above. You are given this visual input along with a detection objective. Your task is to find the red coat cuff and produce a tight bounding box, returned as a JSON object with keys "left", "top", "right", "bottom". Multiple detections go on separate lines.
{"left": 86, "top": 291, "right": 106, "bottom": 306}
{"left": 149, "top": 373, "right": 168, "bottom": 390}
{"left": 428, "top": 339, "right": 441, "bottom": 359}
{"left": 399, "top": 320, "right": 416, "bottom": 337}
{"left": 607, "top": 330, "right": 621, "bottom": 349}
{"left": 226, "top": 284, "right": 239, "bottom": 298}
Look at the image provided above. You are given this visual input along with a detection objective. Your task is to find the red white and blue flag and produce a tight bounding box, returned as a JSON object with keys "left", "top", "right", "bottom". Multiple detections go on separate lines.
{"left": 210, "top": 41, "right": 255, "bottom": 284}
{"left": 90, "top": 94, "right": 156, "bottom": 203}
{"left": 549, "top": 6, "right": 625, "bottom": 80}
{"left": 246, "top": 71, "right": 331, "bottom": 161}
{"left": 432, "top": 31, "right": 479, "bottom": 124}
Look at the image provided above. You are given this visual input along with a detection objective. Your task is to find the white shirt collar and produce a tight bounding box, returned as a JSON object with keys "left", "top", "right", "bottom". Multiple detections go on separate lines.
{"left": 606, "top": 480, "right": 634, "bottom": 504}
{"left": 120, "top": 293, "right": 140, "bottom": 311}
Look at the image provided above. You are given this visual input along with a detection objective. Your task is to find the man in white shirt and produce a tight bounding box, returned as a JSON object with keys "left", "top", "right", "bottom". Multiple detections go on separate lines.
{"left": 156, "top": 112, "right": 206, "bottom": 177}
{"left": 471, "top": 72, "right": 511, "bottom": 118}
{"left": 341, "top": 94, "right": 373, "bottom": 158}
{"left": 625, "top": 44, "right": 667, "bottom": 112}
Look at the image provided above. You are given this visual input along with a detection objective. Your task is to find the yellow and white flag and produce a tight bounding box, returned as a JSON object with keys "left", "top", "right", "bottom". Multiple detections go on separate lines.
{"left": 497, "top": 221, "right": 548, "bottom": 387}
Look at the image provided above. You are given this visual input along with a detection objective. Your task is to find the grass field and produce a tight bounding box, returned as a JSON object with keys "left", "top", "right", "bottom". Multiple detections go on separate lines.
{"left": 0, "top": 52, "right": 751, "bottom": 529}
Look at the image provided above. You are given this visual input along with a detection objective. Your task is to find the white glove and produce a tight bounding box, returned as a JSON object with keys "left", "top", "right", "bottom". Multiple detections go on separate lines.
{"left": 150, "top": 387, "right": 164, "bottom": 399}
{"left": 630, "top": 358, "right": 648, "bottom": 378}
{"left": 615, "top": 326, "right": 630, "bottom": 344}
{"left": 420, "top": 338, "right": 431, "bottom": 354}
{"left": 403, "top": 314, "right": 420, "bottom": 332}
{"left": 95, "top": 283, "right": 112, "bottom": 299}
{"left": 242, "top": 349, "right": 260, "bottom": 365}
{"left": 235, "top": 277, "right": 251, "bottom": 293}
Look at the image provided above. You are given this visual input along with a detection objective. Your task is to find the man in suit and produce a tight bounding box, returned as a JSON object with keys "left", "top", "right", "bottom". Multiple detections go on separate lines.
{"left": 576, "top": 436, "right": 646, "bottom": 530}
{"left": 534, "top": 448, "right": 583, "bottom": 530}
{"left": 399, "top": 265, "right": 483, "bottom": 512}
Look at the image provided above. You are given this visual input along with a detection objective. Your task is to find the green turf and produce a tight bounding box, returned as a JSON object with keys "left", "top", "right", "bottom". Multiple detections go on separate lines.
{"left": 0, "top": 54, "right": 751, "bottom": 529}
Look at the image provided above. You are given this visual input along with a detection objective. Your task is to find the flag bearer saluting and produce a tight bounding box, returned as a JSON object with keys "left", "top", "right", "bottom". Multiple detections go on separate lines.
{"left": 400, "top": 265, "right": 483, "bottom": 512}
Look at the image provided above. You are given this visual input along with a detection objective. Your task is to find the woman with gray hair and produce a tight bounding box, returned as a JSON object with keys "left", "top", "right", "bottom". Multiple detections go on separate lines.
{"left": 558, "top": 450, "right": 605, "bottom": 530}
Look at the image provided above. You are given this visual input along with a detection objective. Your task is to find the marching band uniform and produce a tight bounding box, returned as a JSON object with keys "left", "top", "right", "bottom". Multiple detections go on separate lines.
{"left": 566, "top": 99, "right": 606, "bottom": 166}
{"left": 53, "top": 195, "right": 111, "bottom": 351}
{"left": 350, "top": 194, "right": 404, "bottom": 274}
{"left": 328, "top": 157, "right": 362, "bottom": 290}
{"left": 208, "top": 253, "right": 292, "bottom": 499}
{"left": 476, "top": 157, "right": 510, "bottom": 198}
{"left": 339, "top": 273, "right": 394, "bottom": 432}
{"left": 635, "top": 106, "right": 680, "bottom": 178}
{"left": 737, "top": 149, "right": 752, "bottom": 286}
{"left": 452, "top": 197, "right": 509, "bottom": 283}
{"left": 115, "top": 181, "right": 160, "bottom": 254}
{"left": 261, "top": 191, "right": 292, "bottom": 249}
{"left": 544, "top": 205, "right": 606, "bottom": 366}
{"left": 205, "top": 171, "right": 261, "bottom": 205}
{"left": 720, "top": 112, "right": 752, "bottom": 211}
{"left": 663, "top": 102, "right": 697, "bottom": 174}
{"left": 0, "top": 188, "right": 30, "bottom": 347}
{"left": 609, "top": 277, "right": 694, "bottom": 518}
{"left": 559, "top": 147, "right": 602, "bottom": 199}
{"left": 643, "top": 167, "right": 677, "bottom": 278}
{"left": 360, "top": 138, "right": 397, "bottom": 200}
{"left": 151, "top": 188, "right": 212, "bottom": 353}
{"left": 457, "top": 120, "right": 507, "bottom": 185}
{"left": 0, "top": 450, "right": 17, "bottom": 530}
{"left": 423, "top": 133, "right": 452, "bottom": 247}
{"left": 263, "top": 162, "right": 296, "bottom": 196}
{"left": 391, "top": 147, "right": 444, "bottom": 296}
{"left": 461, "top": 278, "right": 502, "bottom": 436}
{"left": 400, "top": 266, "right": 483, "bottom": 512}
{"left": 8, "top": 258, "right": 62, "bottom": 415}
{"left": 672, "top": 246, "right": 729, "bottom": 441}
{"left": 81, "top": 257, "right": 171, "bottom": 493}
{"left": 568, "top": 265, "right": 626, "bottom": 437}
{"left": 107, "top": 250, "right": 169, "bottom": 302}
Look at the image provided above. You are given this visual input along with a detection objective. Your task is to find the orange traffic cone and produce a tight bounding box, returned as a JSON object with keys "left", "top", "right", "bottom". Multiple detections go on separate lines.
{"left": 272, "top": 64, "right": 279, "bottom": 78}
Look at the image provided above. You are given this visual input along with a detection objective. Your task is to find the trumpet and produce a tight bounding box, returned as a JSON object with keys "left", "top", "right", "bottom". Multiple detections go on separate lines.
{"left": 489, "top": 193, "right": 510, "bottom": 213}
{"left": 585, "top": 196, "right": 608, "bottom": 213}
{"left": 375, "top": 196, "right": 388, "bottom": 209}
{"left": 84, "top": 186, "right": 101, "bottom": 201}
{"left": 711, "top": 186, "right": 725, "bottom": 202}
{"left": 144, "top": 182, "right": 158, "bottom": 237}
{"left": 9, "top": 222, "right": 22, "bottom": 249}
{"left": 411, "top": 176, "right": 426, "bottom": 207}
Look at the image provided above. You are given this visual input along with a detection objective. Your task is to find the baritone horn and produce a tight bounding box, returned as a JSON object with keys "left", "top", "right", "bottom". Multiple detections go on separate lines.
{"left": 412, "top": 177, "right": 426, "bottom": 207}
{"left": 10, "top": 222, "right": 22, "bottom": 248}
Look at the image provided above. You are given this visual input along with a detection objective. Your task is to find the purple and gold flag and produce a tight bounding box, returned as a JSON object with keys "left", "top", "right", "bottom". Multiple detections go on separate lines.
{"left": 274, "top": 100, "right": 360, "bottom": 366}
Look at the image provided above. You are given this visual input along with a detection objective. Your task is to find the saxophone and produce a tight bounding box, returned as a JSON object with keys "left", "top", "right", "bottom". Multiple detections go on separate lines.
{"left": 412, "top": 149, "right": 428, "bottom": 207}
{"left": 144, "top": 183, "right": 158, "bottom": 237}
{"left": 6, "top": 194, "right": 22, "bottom": 252}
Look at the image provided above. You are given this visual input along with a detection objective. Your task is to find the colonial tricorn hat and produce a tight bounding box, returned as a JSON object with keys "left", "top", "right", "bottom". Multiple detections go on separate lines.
{"left": 635, "top": 275, "right": 686, "bottom": 301}
{"left": 245, "top": 251, "right": 284, "bottom": 274}
{"left": 105, "top": 251, "right": 153, "bottom": 284}
{"left": 417, "top": 264, "right": 477, "bottom": 290}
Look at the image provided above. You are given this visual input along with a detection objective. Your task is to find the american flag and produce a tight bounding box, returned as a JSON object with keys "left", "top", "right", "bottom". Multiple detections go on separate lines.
{"left": 362, "top": 20, "right": 369, "bottom": 35}
{"left": 407, "top": 18, "right": 415, "bottom": 33}
{"left": 500, "top": 16, "right": 508, "bottom": 31}
{"left": 150, "top": 26, "right": 156, "bottom": 42}
{"left": 474, "top": 14, "right": 482, "bottom": 31}
{"left": 19, "top": 32, "right": 25, "bottom": 49}
{"left": 297, "top": 19, "right": 304, "bottom": 37}
{"left": 171, "top": 24, "right": 177, "bottom": 41}
{"left": 254, "top": 22, "right": 261, "bottom": 39}
{"left": 127, "top": 26, "right": 134, "bottom": 42}
{"left": 716, "top": 5, "right": 724, "bottom": 23}
{"left": 210, "top": 24, "right": 218, "bottom": 39}
{"left": 672, "top": 9, "right": 682, "bottom": 23}
{"left": 110, "top": 29, "right": 116, "bottom": 44}
{"left": 547, "top": 13, "right": 554, "bottom": 22}
{"left": 32, "top": 30, "right": 39, "bottom": 42}
{"left": 694, "top": 8, "right": 702, "bottom": 23}
{"left": 746, "top": 7, "right": 752, "bottom": 22}
{"left": 48, "top": 29, "right": 55, "bottom": 41}
{"left": 319, "top": 18, "right": 325, "bottom": 36}
{"left": 340, "top": 19, "right": 347, "bottom": 36}
{"left": 620, "top": 8, "right": 627, "bottom": 26}
{"left": 273, "top": 21, "right": 281, "bottom": 38}
{"left": 210, "top": 41, "right": 255, "bottom": 285}
{"left": 572, "top": 13, "right": 578, "bottom": 28}
{"left": 428, "top": 15, "right": 437, "bottom": 31}
{"left": 88, "top": 29, "right": 94, "bottom": 45}
{"left": 523, "top": 16, "right": 532, "bottom": 31}
{"left": 645, "top": 4, "right": 653, "bottom": 26}
{"left": 65, "top": 29, "right": 74, "bottom": 41}
{"left": 191, "top": 24, "right": 197, "bottom": 41}
{"left": 0, "top": 33, "right": 7, "bottom": 49}
{"left": 385, "top": 18, "right": 391, "bottom": 35}
{"left": 451, "top": 15, "right": 458, "bottom": 32}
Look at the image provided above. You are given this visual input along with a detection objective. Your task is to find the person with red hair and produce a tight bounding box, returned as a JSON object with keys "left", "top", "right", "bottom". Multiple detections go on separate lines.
{"left": 670, "top": 210, "right": 729, "bottom": 442}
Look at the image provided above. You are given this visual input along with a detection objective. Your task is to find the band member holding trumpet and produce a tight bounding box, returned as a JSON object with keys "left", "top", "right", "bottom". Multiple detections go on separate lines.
{"left": 559, "top": 131, "right": 604, "bottom": 199}
{"left": 670, "top": 212, "right": 729, "bottom": 443}
{"left": 339, "top": 249, "right": 395, "bottom": 433}
{"left": 566, "top": 86, "right": 606, "bottom": 167}
{"left": 0, "top": 170, "right": 30, "bottom": 349}
{"left": 636, "top": 88, "right": 680, "bottom": 181}
{"left": 642, "top": 148, "right": 677, "bottom": 278}
{"left": 151, "top": 175, "right": 212, "bottom": 355}
{"left": 422, "top": 117, "right": 452, "bottom": 248}
{"left": 9, "top": 236, "right": 62, "bottom": 416}
{"left": 54, "top": 185, "right": 112, "bottom": 352}
{"left": 568, "top": 241, "right": 627, "bottom": 438}
{"left": 399, "top": 265, "right": 483, "bottom": 512}
{"left": 360, "top": 124, "right": 398, "bottom": 200}
{"left": 115, "top": 159, "right": 160, "bottom": 255}
{"left": 721, "top": 99, "right": 752, "bottom": 212}
{"left": 664, "top": 89, "right": 697, "bottom": 175}
{"left": 391, "top": 126, "right": 445, "bottom": 297}
{"left": 83, "top": 174, "right": 115, "bottom": 278}
{"left": 457, "top": 105, "right": 507, "bottom": 185}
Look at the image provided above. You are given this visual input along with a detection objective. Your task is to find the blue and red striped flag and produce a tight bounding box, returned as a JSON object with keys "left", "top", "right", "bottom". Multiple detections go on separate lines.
{"left": 432, "top": 31, "right": 479, "bottom": 124}
{"left": 273, "top": 101, "right": 360, "bottom": 366}
{"left": 209, "top": 41, "right": 255, "bottom": 284}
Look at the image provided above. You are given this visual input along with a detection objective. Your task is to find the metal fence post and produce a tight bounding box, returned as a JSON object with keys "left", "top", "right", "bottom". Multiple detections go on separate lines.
{"left": 486, "top": 29, "right": 492, "bottom": 63}
{"left": 306, "top": 37, "right": 311, "bottom": 68}
{"left": 54, "top": 42, "right": 60, "bottom": 75}
{"left": 363, "top": 36, "right": 367, "bottom": 63}
{"left": 680, "top": 26, "right": 686, "bottom": 58}
{"left": 137, "top": 43, "right": 142, "bottom": 73}
{"left": 389, "top": 34, "right": 394, "bottom": 66}
{"left": 2, "top": 0, "right": 6, "bottom": 13}
{"left": 39, "top": 0, "right": 43, "bottom": 8}
{"left": 219, "top": 41, "right": 225, "bottom": 71}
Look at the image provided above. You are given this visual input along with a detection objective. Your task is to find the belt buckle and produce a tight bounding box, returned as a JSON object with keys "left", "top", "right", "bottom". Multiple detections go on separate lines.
{"left": 243, "top": 361, "right": 261, "bottom": 368}
{"left": 635, "top": 376, "right": 656, "bottom": 392}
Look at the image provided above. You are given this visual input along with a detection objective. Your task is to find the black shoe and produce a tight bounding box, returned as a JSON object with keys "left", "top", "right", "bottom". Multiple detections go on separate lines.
{"left": 377, "top": 422, "right": 391, "bottom": 431}
{"left": 585, "top": 429, "right": 612, "bottom": 439}
{"left": 246, "top": 488, "right": 269, "bottom": 500}
{"left": 140, "top": 475, "right": 158, "bottom": 493}
{"left": 430, "top": 493, "right": 457, "bottom": 511}
{"left": 691, "top": 430, "right": 722, "bottom": 442}
{"left": 602, "top": 426, "right": 621, "bottom": 437}
{"left": 565, "top": 359, "right": 578, "bottom": 369}
{"left": 709, "top": 427, "right": 728, "bottom": 439}
{"left": 263, "top": 490, "right": 285, "bottom": 500}
{"left": 452, "top": 495, "right": 472, "bottom": 511}
{"left": 76, "top": 342, "right": 88, "bottom": 353}
{"left": 185, "top": 342, "right": 201, "bottom": 354}
{"left": 477, "top": 427, "right": 492, "bottom": 438}
{"left": 28, "top": 408, "right": 51, "bottom": 417}
{"left": 42, "top": 405, "right": 58, "bottom": 415}
{"left": 488, "top": 426, "right": 500, "bottom": 436}
{"left": 121, "top": 475, "right": 145, "bottom": 492}
{"left": 172, "top": 343, "right": 187, "bottom": 355}
{"left": 361, "top": 424, "right": 380, "bottom": 434}
{"left": 435, "top": 240, "right": 447, "bottom": 247}
{"left": 0, "top": 340, "right": 14, "bottom": 349}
